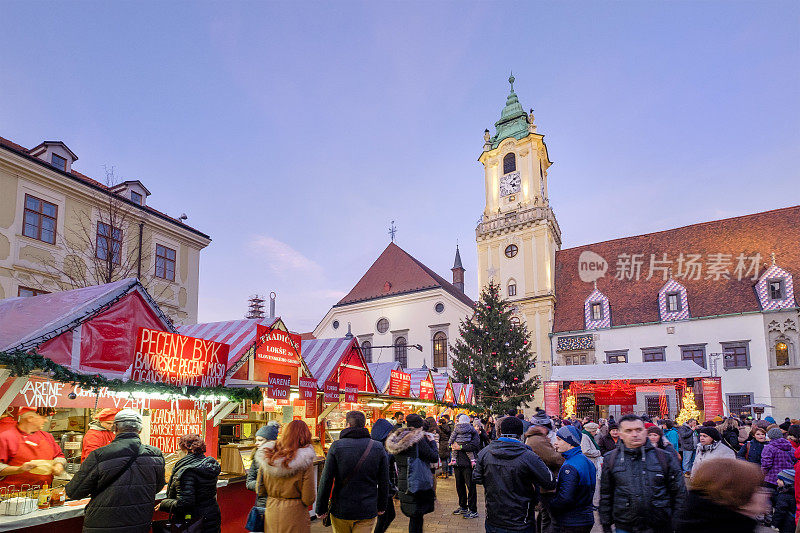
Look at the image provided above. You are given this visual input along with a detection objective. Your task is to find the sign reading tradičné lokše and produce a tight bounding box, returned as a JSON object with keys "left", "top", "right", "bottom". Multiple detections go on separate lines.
{"left": 132, "top": 327, "right": 229, "bottom": 387}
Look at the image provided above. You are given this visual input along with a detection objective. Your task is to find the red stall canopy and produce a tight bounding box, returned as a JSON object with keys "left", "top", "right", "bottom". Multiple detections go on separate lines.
{"left": 302, "top": 337, "right": 377, "bottom": 393}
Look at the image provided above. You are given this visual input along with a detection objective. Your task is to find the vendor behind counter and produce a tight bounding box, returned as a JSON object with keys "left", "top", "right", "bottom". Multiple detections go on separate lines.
{"left": 81, "top": 409, "right": 119, "bottom": 461}
{"left": 0, "top": 407, "right": 66, "bottom": 490}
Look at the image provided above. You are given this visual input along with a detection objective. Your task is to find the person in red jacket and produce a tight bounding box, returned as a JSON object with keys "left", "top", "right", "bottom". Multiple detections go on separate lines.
{"left": 80, "top": 408, "right": 119, "bottom": 461}
{"left": 0, "top": 408, "right": 18, "bottom": 433}
{"left": 0, "top": 407, "right": 65, "bottom": 490}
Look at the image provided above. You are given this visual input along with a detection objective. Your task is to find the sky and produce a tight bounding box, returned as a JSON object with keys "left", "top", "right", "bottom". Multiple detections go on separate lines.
{"left": 2, "top": 1, "right": 799, "bottom": 332}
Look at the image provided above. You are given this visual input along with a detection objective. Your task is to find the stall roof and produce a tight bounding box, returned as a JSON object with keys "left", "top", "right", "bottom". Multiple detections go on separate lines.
{"left": 303, "top": 337, "right": 378, "bottom": 392}
{"left": 550, "top": 361, "right": 710, "bottom": 382}
{"left": 178, "top": 317, "right": 280, "bottom": 370}
{"left": 0, "top": 278, "right": 173, "bottom": 352}
{"left": 368, "top": 361, "right": 402, "bottom": 393}
{"left": 431, "top": 372, "right": 451, "bottom": 401}
{"left": 404, "top": 367, "right": 434, "bottom": 398}
{"left": 452, "top": 382, "right": 474, "bottom": 404}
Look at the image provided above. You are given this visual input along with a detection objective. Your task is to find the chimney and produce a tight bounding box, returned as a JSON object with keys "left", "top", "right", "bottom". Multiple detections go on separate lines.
{"left": 269, "top": 291, "right": 276, "bottom": 319}
{"left": 451, "top": 245, "right": 465, "bottom": 292}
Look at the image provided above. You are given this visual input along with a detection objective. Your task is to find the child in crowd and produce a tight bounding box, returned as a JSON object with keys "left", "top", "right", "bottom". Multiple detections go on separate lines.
{"left": 449, "top": 414, "right": 479, "bottom": 466}
{"left": 772, "top": 468, "right": 796, "bottom": 533}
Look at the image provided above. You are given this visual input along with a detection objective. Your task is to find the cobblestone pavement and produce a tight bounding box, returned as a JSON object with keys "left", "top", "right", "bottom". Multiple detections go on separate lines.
{"left": 310, "top": 475, "right": 607, "bottom": 532}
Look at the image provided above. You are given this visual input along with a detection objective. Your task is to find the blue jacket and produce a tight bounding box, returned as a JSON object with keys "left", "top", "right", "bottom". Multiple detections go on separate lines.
{"left": 664, "top": 428, "right": 679, "bottom": 451}
{"left": 546, "top": 446, "right": 596, "bottom": 527}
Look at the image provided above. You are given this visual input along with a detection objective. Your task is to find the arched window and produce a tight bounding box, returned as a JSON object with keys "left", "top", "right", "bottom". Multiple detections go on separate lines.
{"left": 433, "top": 332, "right": 447, "bottom": 368}
{"left": 503, "top": 153, "right": 516, "bottom": 174}
{"left": 507, "top": 281, "right": 517, "bottom": 297}
{"left": 776, "top": 341, "right": 789, "bottom": 366}
{"left": 394, "top": 337, "right": 407, "bottom": 367}
{"left": 362, "top": 341, "right": 372, "bottom": 363}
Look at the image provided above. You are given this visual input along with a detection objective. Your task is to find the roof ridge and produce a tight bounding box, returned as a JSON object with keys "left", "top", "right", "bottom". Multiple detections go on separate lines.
{"left": 559, "top": 205, "right": 800, "bottom": 253}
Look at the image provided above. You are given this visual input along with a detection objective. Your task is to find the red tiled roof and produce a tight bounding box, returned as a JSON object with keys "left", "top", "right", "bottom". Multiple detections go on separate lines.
{"left": 553, "top": 206, "right": 800, "bottom": 332}
{"left": 0, "top": 135, "right": 210, "bottom": 240}
{"left": 336, "top": 243, "right": 474, "bottom": 308}
{"left": 299, "top": 331, "right": 316, "bottom": 341}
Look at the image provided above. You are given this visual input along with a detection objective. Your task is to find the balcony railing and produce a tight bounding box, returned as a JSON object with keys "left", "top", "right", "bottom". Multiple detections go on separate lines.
{"left": 476, "top": 204, "right": 562, "bottom": 241}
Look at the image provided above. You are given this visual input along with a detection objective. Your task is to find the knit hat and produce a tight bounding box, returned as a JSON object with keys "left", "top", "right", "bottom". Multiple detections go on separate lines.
{"left": 644, "top": 422, "right": 656, "bottom": 429}
{"left": 556, "top": 425, "right": 582, "bottom": 448}
{"left": 406, "top": 413, "right": 424, "bottom": 428}
{"left": 499, "top": 416, "right": 523, "bottom": 437}
{"left": 777, "top": 468, "right": 795, "bottom": 485}
{"left": 765, "top": 416, "right": 776, "bottom": 424}
{"left": 256, "top": 421, "right": 279, "bottom": 441}
{"left": 458, "top": 414, "right": 471, "bottom": 425}
{"left": 583, "top": 422, "right": 599, "bottom": 432}
{"left": 531, "top": 410, "right": 553, "bottom": 429}
{"left": 698, "top": 427, "right": 721, "bottom": 441}
{"left": 114, "top": 409, "right": 142, "bottom": 425}
{"left": 647, "top": 426, "right": 664, "bottom": 436}
{"left": 712, "top": 415, "right": 724, "bottom": 423}
{"left": 767, "top": 427, "right": 784, "bottom": 441}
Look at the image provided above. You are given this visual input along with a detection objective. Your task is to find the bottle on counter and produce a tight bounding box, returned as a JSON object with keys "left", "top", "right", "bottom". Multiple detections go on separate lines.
{"left": 49, "top": 486, "right": 65, "bottom": 507}
{"left": 37, "top": 484, "right": 51, "bottom": 510}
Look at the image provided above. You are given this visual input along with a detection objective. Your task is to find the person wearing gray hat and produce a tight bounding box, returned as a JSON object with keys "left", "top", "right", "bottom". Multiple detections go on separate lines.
{"left": 246, "top": 421, "right": 280, "bottom": 514}
{"left": 67, "top": 409, "right": 166, "bottom": 533}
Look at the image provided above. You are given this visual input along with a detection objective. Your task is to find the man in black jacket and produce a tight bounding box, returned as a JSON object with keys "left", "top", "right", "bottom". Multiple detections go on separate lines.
{"left": 675, "top": 418, "right": 698, "bottom": 472}
{"left": 599, "top": 414, "right": 686, "bottom": 533}
{"left": 316, "top": 410, "right": 389, "bottom": 532}
{"left": 473, "top": 416, "right": 555, "bottom": 532}
{"left": 66, "top": 409, "right": 165, "bottom": 533}
{"left": 437, "top": 415, "right": 453, "bottom": 478}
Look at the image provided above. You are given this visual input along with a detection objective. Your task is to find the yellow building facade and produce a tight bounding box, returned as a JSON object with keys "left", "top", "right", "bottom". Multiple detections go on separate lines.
{"left": 0, "top": 136, "right": 211, "bottom": 325}
{"left": 475, "top": 76, "right": 561, "bottom": 409}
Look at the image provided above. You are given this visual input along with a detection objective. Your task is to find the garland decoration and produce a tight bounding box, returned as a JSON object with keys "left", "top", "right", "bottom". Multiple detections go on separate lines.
{"left": 0, "top": 349, "right": 262, "bottom": 403}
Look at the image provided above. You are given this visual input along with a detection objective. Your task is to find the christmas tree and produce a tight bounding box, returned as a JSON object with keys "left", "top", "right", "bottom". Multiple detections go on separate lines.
{"left": 676, "top": 389, "right": 702, "bottom": 425}
{"left": 450, "top": 280, "right": 538, "bottom": 413}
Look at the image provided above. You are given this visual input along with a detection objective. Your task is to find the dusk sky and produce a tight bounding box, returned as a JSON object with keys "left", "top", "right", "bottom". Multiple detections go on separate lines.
{"left": 2, "top": 2, "right": 798, "bottom": 332}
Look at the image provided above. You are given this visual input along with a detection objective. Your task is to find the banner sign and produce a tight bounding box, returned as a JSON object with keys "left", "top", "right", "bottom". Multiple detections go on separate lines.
{"left": 344, "top": 384, "right": 358, "bottom": 403}
{"left": 306, "top": 398, "right": 318, "bottom": 418}
{"left": 324, "top": 381, "right": 339, "bottom": 403}
{"left": 594, "top": 384, "right": 637, "bottom": 406}
{"left": 267, "top": 373, "right": 291, "bottom": 399}
{"left": 701, "top": 377, "right": 723, "bottom": 418}
{"left": 299, "top": 376, "right": 317, "bottom": 400}
{"left": 419, "top": 380, "right": 435, "bottom": 401}
{"left": 388, "top": 370, "right": 411, "bottom": 397}
{"left": 443, "top": 384, "right": 455, "bottom": 403}
{"left": 133, "top": 328, "right": 229, "bottom": 387}
{"left": 255, "top": 325, "right": 301, "bottom": 367}
{"left": 149, "top": 409, "right": 204, "bottom": 454}
{"left": 543, "top": 381, "right": 560, "bottom": 417}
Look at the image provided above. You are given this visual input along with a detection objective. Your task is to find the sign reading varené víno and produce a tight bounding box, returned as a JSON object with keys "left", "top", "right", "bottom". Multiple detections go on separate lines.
{"left": 132, "top": 327, "right": 229, "bottom": 387}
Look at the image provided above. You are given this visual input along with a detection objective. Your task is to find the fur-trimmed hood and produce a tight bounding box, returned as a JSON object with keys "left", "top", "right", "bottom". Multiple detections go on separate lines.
{"left": 385, "top": 427, "right": 427, "bottom": 455}
{"left": 257, "top": 441, "right": 316, "bottom": 478}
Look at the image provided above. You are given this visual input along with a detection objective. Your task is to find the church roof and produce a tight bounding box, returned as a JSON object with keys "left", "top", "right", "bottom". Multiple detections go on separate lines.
{"left": 553, "top": 205, "right": 800, "bottom": 333}
{"left": 489, "top": 74, "right": 531, "bottom": 149}
{"left": 336, "top": 243, "right": 474, "bottom": 308}
{"left": 453, "top": 245, "right": 464, "bottom": 270}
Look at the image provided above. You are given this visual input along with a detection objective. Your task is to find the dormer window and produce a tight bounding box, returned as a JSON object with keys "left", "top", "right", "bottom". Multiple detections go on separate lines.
{"left": 666, "top": 292, "right": 682, "bottom": 312}
{"left": 769, "top": 279, "right": 785, "bottom": 300}
{"left": 51, "top": 153, "right": 67, "bottom": 171}
{"left": 584, "top": 288, "right": 611, "bottom": 329}
{"left": 131, "top": 191, "right": 143, "bottom": 205}
{"left": 590, "top": 302, "right": 603, "bottom": 321}
{"left": 503, "top": 153, "right": 516, "bottom": 174}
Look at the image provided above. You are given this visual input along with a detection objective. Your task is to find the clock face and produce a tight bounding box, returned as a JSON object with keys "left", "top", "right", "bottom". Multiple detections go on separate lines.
{"left": 499, "top": 171, "right": 521, "bottom": 197}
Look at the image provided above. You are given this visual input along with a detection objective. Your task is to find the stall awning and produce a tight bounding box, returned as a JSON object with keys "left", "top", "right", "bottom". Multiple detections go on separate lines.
{"left": 178, "top": 317, "right": 280, "bottom": 370}
{"left": 550, "top": 361, "right": 710, "bottom": 382}
{"left": 303, "top": 337, "right": 377, "bottom": 393}
{"left": 404, "top": 367, "right": 434, "bottom": 398}
{"left": 431, "top": 373, "right": 454, "bottom": 402}
{"left": 368, "top": 361, "right": 402, "bottom": 393}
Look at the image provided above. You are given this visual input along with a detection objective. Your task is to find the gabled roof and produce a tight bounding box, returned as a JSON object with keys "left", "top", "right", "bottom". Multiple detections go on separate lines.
{"left": 404, "top": 367, "right": 434, "bottom": 397}
{"left": 367, "top": 361, "right": 403, "bottom": 393}
{"left": 178, "top": 317, "right": 281, "bottom": 371}
{"left": 553, "top": 206, "right": 800, "bottom": 332}
{"left": 302, "top": 337, "right": 378, "bottom": 392}
{"left": 336, "top": 243, "right": 474, "bottom": 308}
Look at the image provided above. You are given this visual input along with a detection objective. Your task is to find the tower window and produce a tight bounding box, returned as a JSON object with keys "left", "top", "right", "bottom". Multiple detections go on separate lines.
{"left": 507, "top": 282, "right": 517, "bottom": 297}
{"left": 768, "top": 279, "right": 785, "bottom": 300}
{"left": 776, "top": 341, "right": 789, "bottom": 366}
{"left": 433, "top": 332, "right": 447, "bottom": 368}
{"left": 434, "top": 302, "right": 445, "bottom": 313}
{"left": 51, "top": 153, "right": 67, "bottom": 171}
{"left": 666, "top": 292, "right": 682, "bottom": 312}
{"left": 504, "top": 244, "right": 518, "bottom": 258}
{"left": 503, "top": 153, "right": 516, "bottom": 174}
{"left": 394, "top": 337, "right": 407, "bottom": 367}
{"left": 590, "top": 302, "right": 603, "bottom": 321}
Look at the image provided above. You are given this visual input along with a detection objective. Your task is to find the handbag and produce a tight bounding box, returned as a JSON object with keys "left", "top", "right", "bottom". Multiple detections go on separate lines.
{"left": 152, "top": 515, "right": 203, "bottom": 533}
{"left": 245, "top": 506, "right": 264, "bottom": 532}
{"left": 321, "top": 439, "right": 375, "bottom": 527}
{"left": 406, "top": 443, "right": 434, "bottom": 494}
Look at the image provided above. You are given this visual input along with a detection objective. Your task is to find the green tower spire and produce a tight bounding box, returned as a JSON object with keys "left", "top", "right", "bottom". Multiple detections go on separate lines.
{"left": 487, "top": 72, "right": 531, "bottom": 150}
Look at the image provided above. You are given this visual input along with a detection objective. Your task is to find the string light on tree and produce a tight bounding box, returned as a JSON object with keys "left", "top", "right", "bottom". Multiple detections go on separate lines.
{"left": 676, "top": 389, "right": 702, "bottom": 425}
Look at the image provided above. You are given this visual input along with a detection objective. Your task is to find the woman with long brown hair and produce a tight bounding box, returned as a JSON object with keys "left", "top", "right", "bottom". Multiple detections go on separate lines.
{"left": 257, "top": 420, "right": 317, "bottom": 533}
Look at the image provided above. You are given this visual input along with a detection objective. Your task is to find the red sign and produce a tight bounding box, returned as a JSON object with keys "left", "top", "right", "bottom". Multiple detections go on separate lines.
{"left": 594, "top": 383, "right": 637, "bottom": 406}
{"left": 299, "top": 376, "right": 317, "bottom": 400}
{"left": 324, "top": 381, "right": 339, "bottom": 403}
{"left": 443, "top": 384, "right": 455, "bottom": 403}
{"left": 344, "top": 384, "right": 358, "bottom": 403}
{"left": 388, "top": 370, "right": 411, "bottom": 397}
{"left": 702, "top": 377, "right": 723, "bottom": 418}
{"left": 419, "top": 380, "right": 435, "bottom": 401}
{"left": 133, "top": 328, "right": 229, "bottom": 387}
{"left": 267, "top": 373, "right": 291, "bottom": 399}
{"left": 255, "top": 326, "right": 301, "bottom": 367}
{"left": 149, "top": 409, "right": 204, "bottom": 454}
{"left": 543, "top": 381, "right": 560, "bottom": 417}
{"left": 306, "top": 398, "right": 318, "bottom": 418}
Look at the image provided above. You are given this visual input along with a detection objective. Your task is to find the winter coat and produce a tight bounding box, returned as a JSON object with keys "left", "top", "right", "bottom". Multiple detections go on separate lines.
{"left": 66, "top": 433, "right": 166, "bottom": 533}
{"left": 794, "top": 445, "right": 800, "bottom": 528}
{"left": 246, "top": 449, "right": 266, "bottom": 508}
{"left": 676, "top": 424, "right": 697, "bottom": 452}
{"left": 81, "top": 422, "right": 115, "bottom": 461}
{"left": 691, "top": 440, "right": 736, "bottom": 477}
{"left": 580, "top": 433, "right": 602, "bottom": 470}
{"left": 599, "top": 441, "right": 687, "bottom": 532}
{"left": 385, "top": 427, "right": 440, "bottom": 518}
{"left": 448, "top": 422, "right": 481, "bottom": 467}
{"left": 736, "top": 438, "right": 765, "bottom": 465}
{"left": 772, "top": 483, "right": 796, "bottom": 533}
{"left": 437, "top": 421, "right": 452, "bottom": 459}
{"left": 597, "top": 434, "right": 619, "bottom": 455}
{"left": 664, "top": 428, "right": 679, "bottom": 451}
{"left": 315, "top": 426, "right": 389, "bottom": 520}
{"left": 159, "top": 454, "right": 221, "bottom": 533}
{"left": 545, "top": 447, "right": 596, "bottom": 528}
{"left": 761, "top": 438, "right": 797, "bottom": 485}
{"left": 256, "top": 442, "right": 316, "bottom": 533}
{"left": 722, "top": 428, "right": 741, "bottom": 452}
{"left": 473, "top": 437, "right": 554, "bottom": 530}
{"left": 675, "top": 491, "right": 757, "bottom": 533}
{"left": 523, "top": 431, "right": 564, "bottom": 476}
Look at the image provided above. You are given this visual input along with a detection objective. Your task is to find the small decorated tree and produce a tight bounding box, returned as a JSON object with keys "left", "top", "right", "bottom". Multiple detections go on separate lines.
{"left": 676, "top": 389, "right": 702, "bottom": 425}
{"left": 451, "top": 280, "right": 538, "bottom": 413}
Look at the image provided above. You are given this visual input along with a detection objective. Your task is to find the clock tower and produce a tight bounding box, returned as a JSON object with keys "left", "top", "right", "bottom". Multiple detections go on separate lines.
{"left": 475, "top": 74, "right": 562, "bottom": 409}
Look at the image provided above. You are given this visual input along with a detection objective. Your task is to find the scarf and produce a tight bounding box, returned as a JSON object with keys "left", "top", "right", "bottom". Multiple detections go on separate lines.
{"left": 699, "top": 440, "right": 720, "bottom": 454}
{"left": 581, "top": 429, "right": 598, "bottom": 449}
